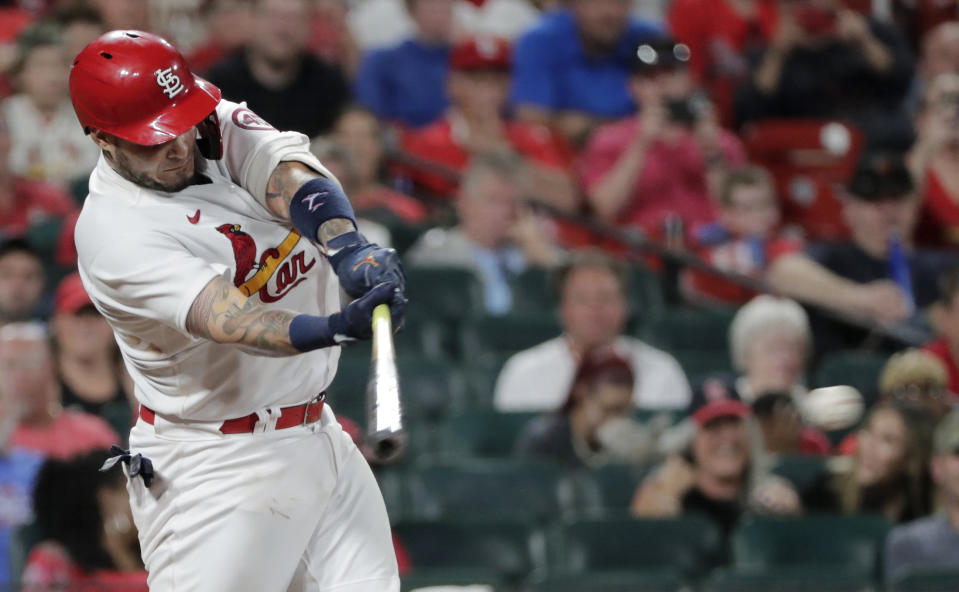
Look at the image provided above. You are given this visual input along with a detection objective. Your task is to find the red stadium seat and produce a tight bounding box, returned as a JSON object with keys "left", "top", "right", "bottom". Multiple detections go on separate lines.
{"left": 742, "top": 119, "right": 864, "bottom": 241}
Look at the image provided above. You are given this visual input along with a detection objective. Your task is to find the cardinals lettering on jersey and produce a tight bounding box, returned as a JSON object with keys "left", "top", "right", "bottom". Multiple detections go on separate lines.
{"left": 216, "top": 223, "right": 316, "bottom": 303}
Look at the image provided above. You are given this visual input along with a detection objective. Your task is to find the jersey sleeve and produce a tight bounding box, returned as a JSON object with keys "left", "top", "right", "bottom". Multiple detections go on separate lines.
{"left": 80, "top": 228, "right": 222, "bottom": 335}
{"left": 215, "top": 99, "right": 339, "bottom": 208}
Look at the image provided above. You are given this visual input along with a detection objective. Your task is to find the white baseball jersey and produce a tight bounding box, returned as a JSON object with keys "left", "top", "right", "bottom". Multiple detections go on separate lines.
{"left": 75, "top": 99, "right": 341, "bottom": 422}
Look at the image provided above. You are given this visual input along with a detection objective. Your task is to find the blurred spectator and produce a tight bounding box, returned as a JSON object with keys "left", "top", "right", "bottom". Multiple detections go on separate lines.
{"left": 667, "top": 0, "right": 778, "bottom": 126}
{"left": 881, "top": 349, "right": 954, "bottom": 419}
{"left": 3, "top": 23, "right": 99, "bottom": 187}
{"left": 631, "top": 399, "right": 752, "bottom": 541}
{"left": 405, "top": 154, "right": 561, "bottom": 314}
{"left": 908, "top": 73, "right": 959, "bottom": 249}
{"left": 836, "top": 404, "right": 935, "bottom": 523}
{"left": 22, "top": 451, "right": 147, "bottom": 592}
{"left": 0, "top": 113, "right": 76, "bottom": 239}
{"left": 581, "top": 37, "right": 745, "bottom": 236}
{"left": 0, "top": 322, "right": 117, "bottom": 460}
{"left": 682, "top": 165, "right": 801, "bottom": 305}
{"left": 494, "top": 249, "right": 691, "bottom": 410}
{"left": 909, "top": 22, "right": 959, "bottom": 115}
{"left": 53, "top": 3, "right": 105, "bottom": 63}
{"left": 925, "top": 266, "right": 959, "bottom": 396}
{"left": 90, "top": 0, "right": 148, "bottom": 31}
{"left": 767, "top": 153, "right": 955, "bottom": 354}
{"left": 457, "top": 0, "right": 540, "bottom": 41}
{"left": 0, "top": 334, "right": 42, "bottom": 588}
{"left": 206, "top": 0, "right": 350, "bottom": 137}
{"left": 50, "top": 273, "right": 132, "bottom": 442}
{"left": 735, "top": 0, "right": 914, "bottom": 151}
{"left": 884, "top": 410, "right": 959, "bottom": 584}
{"left": 317, "top": 106, "right": 428, "bottom": 227}
{"left": 515, "top": 350, "right": 663, "bottom": 468}
{"left": 750, "top": 390, "right": 829, "bottom": 456}
{"left": 310, "top": 0, "right": 359, "bottom": 72}
{"left": 0, "top": 238, "right": 44, "bottom": 325}
{"left": 354, "top": 0, "right": 455, "bottom": 128}
{"left": 186, "top": 0, "right": 253, "bottom": 74}
{"left": 510, "top": 0, "right": 661, "bottom": 146}
{"left": 401, "top": 36, "right": 577, "bottom": 211}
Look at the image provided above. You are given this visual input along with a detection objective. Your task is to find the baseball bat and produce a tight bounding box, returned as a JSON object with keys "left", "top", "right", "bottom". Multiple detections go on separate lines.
{"left": 365, "top": 304, "right": 407, "bottom": 463}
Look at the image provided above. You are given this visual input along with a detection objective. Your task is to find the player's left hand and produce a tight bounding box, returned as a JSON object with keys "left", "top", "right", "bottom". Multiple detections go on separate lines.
{"left": 326, "top": 230, "right": 406, "bottom": 299}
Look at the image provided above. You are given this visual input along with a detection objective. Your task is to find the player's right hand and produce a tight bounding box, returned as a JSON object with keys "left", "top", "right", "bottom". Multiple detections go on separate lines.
{"left": 330, "top": 282, "right": 406, "bottom": 343}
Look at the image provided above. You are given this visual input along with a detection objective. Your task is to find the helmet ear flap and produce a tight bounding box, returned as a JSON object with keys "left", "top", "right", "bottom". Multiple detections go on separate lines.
{"left": 195, "top": 110, "right": 222, "bottom": 160}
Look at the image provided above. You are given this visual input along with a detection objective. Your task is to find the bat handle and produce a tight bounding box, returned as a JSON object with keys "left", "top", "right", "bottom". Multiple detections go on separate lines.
{"left": 372, "top": 303, "right": 391, "bottom": 329}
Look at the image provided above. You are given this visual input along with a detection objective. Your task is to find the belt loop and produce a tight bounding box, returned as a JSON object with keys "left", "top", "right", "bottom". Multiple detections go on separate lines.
{"left": 254, "top": 408, "right": 280, "bottom": 433}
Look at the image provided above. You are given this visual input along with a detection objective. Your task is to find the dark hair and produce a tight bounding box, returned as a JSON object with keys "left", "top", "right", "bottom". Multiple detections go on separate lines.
{"left": 0, "top": 237, "right": 41, "bottom": 261}
{"left": 718, "top": 165, "right": 774, "bottom": 207}
{"left": 11, "top": 22, "right": 63, "bottom": 77}
{"left": 561, "top": 350, "right": 634, "bottom": 413}
{"left": 52, "top": 3, "right": 105, "bottom": 28}
{"left": 554, "top": 249, "right": 629, "bottom": 300}
{"left": 32, "top": 450, "right": 126, "bottom": 572}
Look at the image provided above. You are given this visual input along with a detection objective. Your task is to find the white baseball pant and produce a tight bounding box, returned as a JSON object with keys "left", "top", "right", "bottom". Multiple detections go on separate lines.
{"left": 125, "top": 404, "right": 400, "bottom": 592}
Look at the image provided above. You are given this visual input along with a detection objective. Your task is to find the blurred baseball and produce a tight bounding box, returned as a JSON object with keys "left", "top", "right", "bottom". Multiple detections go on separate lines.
{"left": 802, "top": 385, "right": 864, "bottom": 431}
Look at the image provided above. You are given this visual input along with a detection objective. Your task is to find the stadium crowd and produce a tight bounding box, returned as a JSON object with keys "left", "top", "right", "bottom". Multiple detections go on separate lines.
{"left": 0, "top": 0, "right": 958, "bottom": 590}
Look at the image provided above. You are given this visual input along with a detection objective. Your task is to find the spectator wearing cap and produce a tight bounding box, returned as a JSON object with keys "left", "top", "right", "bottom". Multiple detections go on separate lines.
{"left": 767, "top": 153, "right": 956, "bottom": 355}
{"left": 514, "top": 350, "right": 663, "bottom": 469}
{"left": 354, "top": 0, "right": 456, "bottom": 128}
{"left": 405, "top": 153, "right": 563, "bottom": 315}
{"left": 581, "top": 37, "right": 745, "bottom": 237}
{"left": 2, "top": 23, "right": 100, "bottom": 188}
{"left": 908, "top": 73, "right": 959, "bottom": 249}
{"left": 0, "top": 322, "right": 118, "bottom": 461}
{"left": 510, "top": 0, "right": 661, "bottom": 146}
{"left": 50, "top": 273, "right": 133, "bottom": 443}
{"left": 734, "top": 0, "right": 914, "bottom": 151}
{"left": 0, "top": 238, "right": 44, "bottom": 325}
{"left": 206, "top": 0, "right": 350, "bottom": 137}
{"left": 884, "top": 409, "right": 959, "bottom": 584}
{"left": 682, "top": 165, "right": 802, "bottom": 305}
{"left": 631, "top": 399, "right": 751, "bottom": 544}
{"left": 401, "top": 36, "right": 577, "bottom": 211}
{"left": 494, "top": 249, "right": 691, "bottom": 411}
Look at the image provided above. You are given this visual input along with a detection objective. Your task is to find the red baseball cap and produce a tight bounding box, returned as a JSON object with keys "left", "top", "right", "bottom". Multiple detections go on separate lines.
{"left": 54, "top": 272, "right": 93, "bottom": 315}
{"left": 692, "top": 399, "right": 750, "bottom": 426}
{"left": 450, "top": 36, "right": 511, "bottom": 72}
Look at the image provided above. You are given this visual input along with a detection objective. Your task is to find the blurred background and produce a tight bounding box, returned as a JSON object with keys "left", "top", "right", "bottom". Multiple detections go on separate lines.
{"left": 1, "top": 0, "right": 959, "bottom": 590}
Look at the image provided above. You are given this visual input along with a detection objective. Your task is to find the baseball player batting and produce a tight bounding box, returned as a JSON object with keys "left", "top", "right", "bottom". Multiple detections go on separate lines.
{"left": 68, "top": 31, "right": 406, "bottom": 591}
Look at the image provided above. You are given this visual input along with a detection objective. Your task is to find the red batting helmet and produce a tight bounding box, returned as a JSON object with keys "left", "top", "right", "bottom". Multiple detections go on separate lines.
{"left": 69, "top": 30, "right": 221, "bottom": 147}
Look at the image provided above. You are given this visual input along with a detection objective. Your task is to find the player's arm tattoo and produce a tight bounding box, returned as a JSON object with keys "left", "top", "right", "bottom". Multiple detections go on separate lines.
{"left": 186, "top": 276, "right": 298, "bottom": 356}
{"left": 264, "top": 161, "right": 356, "bottom": 245}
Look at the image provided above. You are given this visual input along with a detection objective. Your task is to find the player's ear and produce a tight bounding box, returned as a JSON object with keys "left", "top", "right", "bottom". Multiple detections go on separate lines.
{"left": 89, "top": 129, "right": 117, "bottom": 159}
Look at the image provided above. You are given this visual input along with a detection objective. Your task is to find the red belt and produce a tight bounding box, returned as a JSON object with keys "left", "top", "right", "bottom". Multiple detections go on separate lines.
{"left": 139, "top": 394, "right": 325, "bottom": 435}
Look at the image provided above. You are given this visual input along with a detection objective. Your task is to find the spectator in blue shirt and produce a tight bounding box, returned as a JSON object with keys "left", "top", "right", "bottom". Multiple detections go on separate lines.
{"left": 510, "top": 0, "right": 661, "bottom": 145}
{"left": 354, "top": 0, "right": 456, "bottom": 128}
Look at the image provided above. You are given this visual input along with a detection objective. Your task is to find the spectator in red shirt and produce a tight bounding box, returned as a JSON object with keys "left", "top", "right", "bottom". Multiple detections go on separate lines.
{"left": 908, "top": 73, "right": 959, "bottom": 249}
{"left": 0, "top": 322, "right": 118, "bottom": 460}
{"left": 668, "top": 0, "right": 778, "bottom": 125}
{"left": 683, "top": 165, "right": 801, "bottom": 305}
{"left": 402, "top": 35, "right": 577, "bottom": 211}
{"left": 925, "top": 266, "right": 959, "bottom": 396}
{"left": 581, "top": 37, "right": 745, "bottom": 237}
{"left": 23, "top": 450, "right": 147, "bottom": 592}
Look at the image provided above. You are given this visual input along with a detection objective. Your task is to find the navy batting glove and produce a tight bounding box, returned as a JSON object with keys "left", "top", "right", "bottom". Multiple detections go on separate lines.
{"left": 330, "top": 282, "right": 402, "bottom": 342}
{"left": 326, "top": 231, "right": 406, "bottom": 299}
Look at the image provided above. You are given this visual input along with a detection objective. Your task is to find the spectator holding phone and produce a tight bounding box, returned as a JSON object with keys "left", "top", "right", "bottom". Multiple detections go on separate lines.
{"left": 735, "top": 0, "right": 914, "bottom": 151}
{"left": 581, "top": 37, "right": 745, "bottom": 237}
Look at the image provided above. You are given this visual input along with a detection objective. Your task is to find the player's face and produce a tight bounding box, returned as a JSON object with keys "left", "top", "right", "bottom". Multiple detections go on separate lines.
{"left": 100, "top": 128, "right": 205, "bottom": 193}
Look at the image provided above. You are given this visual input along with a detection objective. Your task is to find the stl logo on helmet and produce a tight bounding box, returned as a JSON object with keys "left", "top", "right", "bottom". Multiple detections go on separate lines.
{"left": 154, "top": 67, "right": 184, "bottom": 99}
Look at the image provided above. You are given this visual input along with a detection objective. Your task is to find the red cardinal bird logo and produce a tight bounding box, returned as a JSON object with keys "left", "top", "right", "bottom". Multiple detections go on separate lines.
{"left": 216, "top": 223, "right": 315, "bottom": 302}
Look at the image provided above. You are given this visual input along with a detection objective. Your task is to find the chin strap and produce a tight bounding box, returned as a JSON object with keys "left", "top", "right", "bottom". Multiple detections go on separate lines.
{"left": 195, "top": 110, "right": 222, "bottom": 160}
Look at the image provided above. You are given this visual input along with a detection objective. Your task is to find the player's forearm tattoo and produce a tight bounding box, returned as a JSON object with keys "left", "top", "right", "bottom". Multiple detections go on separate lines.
{"left": 186, "top": 276, "right": 298, "bottom": 355}
{"left": 265, "top": 162, "right": 356, "bottom": 246}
